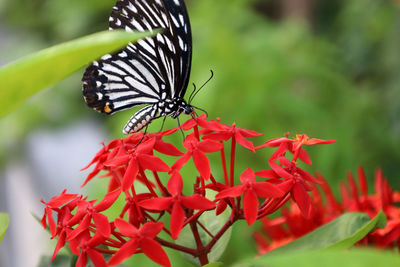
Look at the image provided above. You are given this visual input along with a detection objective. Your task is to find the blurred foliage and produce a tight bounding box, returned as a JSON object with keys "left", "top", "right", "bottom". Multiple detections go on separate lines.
{"left": 234, "top": 248, "right": 400, "bottom": 267}
{"left": 0, "top": 0, "right": 399, "bottom": 265}
{"left": 0, "top": 30, "right": 155, "bottom": 118}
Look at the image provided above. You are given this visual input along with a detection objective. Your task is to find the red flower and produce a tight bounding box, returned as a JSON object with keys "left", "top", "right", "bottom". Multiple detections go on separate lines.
{"left": 41, "top": 115, "right": 338, "bottom": 266}
{"left": 139, "top": 171, "right": 216, "bottom": 239}
{"left": 257, "top": 134, "right": 335, "bottom": 164}
{"left": 266, "top": 156, "right": 322, "bottom": 217}
{"left": 254, "top": 166, "right": 400, "bottom": 255}
{"left": 216, "top": 168, "right": 284, "bottom": 225}
{"left": 108, "top": 220, "right": 170, "bottom": 267}
{"left": 120, "top": 191, "right": 153, "bottom": 228}
{"left": 203, "top": 122, "right": 262, "bottom": 152}
{"left": 50, "top": 206, "right": 74, "bottom": 261}
{"left": 67, "top": 189, "right": 121, "bottom": 241}
{"left": 41, "top": 190, "right": 78, "bottom": 236}
{"left": 69, "top": 230, "right": 107, "bottom": 267}
{"left": 171, "top": 135, "right": 223, "bottom": 180}
{"left": 104, "top": 138, "right": 170, "bottom": 191}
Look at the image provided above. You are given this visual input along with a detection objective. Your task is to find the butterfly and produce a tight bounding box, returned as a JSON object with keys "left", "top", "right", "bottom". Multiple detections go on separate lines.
{"left": 82, "top": 0, "right": 195, "bottom": 134}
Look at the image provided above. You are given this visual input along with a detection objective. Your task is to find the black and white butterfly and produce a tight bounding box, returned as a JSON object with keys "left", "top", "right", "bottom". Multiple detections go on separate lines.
{"left": 82, "top": 0, "right": 195, "bottom": 134}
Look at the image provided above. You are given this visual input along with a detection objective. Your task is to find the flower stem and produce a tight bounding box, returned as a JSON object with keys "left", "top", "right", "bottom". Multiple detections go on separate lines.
{"left": 220, "top": 143, "right": 229, "bottom": 185}
{"left": 205, "top": 215, "right": 236, "bottom": 252}
{"left": 190, "top": 220, "right": 209, "bottom": 265}
{"left": 152, "top": 171, "right": 169, "bottom": 197}
{"left": 155, "top": 237, "right": 197, "bottom": 256}
{"left": 230, "top": 137, "right": 236, "bottom": 187}
{"left": 138, "top": 166, "right": 157, "bottom": 197}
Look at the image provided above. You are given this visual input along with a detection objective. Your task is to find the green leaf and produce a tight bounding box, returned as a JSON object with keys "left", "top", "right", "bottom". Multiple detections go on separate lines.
{"left": 0, "top": 212, "right": 9, "bottom": 243}
{"left": 0, "top": 30, "right": 154, "bottom": 118}
{"left": 176, "top": 191, "right": 232, "bottom": 265}
{"left": 203, "top": 262, "right": 223, "bottom": 267}
{"left": 268, "top": 211, "right": 386, "bottom": 255}
{"left": 234, "top": 249, "right": 400, "bottom": 267}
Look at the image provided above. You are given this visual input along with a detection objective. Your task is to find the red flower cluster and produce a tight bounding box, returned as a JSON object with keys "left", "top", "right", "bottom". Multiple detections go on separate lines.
{"left": 254, "top": 166, "right": 400, "bottom": 255}
{"left": 41, "top": 115, "right": 335, "bottom": 266}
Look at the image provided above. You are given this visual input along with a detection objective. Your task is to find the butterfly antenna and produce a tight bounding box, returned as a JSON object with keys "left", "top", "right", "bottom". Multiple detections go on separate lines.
{"left": 192, "top": 105, "right": 208, "bottom": 118}
{"left": 189, "top": 83, "right": 197, "bottom": 103}
{"left": 189, "top": 70, "right": 214, "bottom": 104}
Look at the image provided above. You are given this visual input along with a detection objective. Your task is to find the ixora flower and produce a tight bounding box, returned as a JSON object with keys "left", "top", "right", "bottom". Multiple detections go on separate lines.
{"left": 41, "top": 115, "right": 336, "bottom": 266}
{"left": 254, "top": 166, "right": 400, "bottom": 255}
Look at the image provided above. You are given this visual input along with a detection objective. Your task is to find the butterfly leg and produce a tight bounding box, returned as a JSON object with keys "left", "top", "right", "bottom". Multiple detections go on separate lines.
{"left": 159, "top": 116, "right": 168, "bottom": 132}
{"left": 176, "top": 116, "right": 186, "bottom": 139}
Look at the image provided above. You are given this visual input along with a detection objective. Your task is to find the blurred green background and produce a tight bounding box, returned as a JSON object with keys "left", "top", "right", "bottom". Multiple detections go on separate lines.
{"left": 0, "top": 0, "right": 399, "bottom": 266}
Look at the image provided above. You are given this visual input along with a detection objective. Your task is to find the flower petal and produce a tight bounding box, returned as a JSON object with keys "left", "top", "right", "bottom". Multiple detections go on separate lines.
{"left": 47, "top": 191, "right": 78, "bottom": 208}
{"left": 181, "top": 195, "right": 216, "bottom": 210}
{"left": 87, "top": 250, "right": 107, "bottom": 267}
{"left": 243, "top": 190, "right": 259, "bottom": 225}
{"left": 167, "top": 171, "right": 183, "bottom": 196}
{"left": 171, "top": 152, "right": 191, "bottom": 172}
{"left": 154, "top": 140, "right": 184, "bottom": 156}
{"left": 51, "top": 232, "right": 66, "bottom": 261}
{"left": 67, "top": 215, "right": 91, "bottom": 241}
{"left": 76, "top": 253, "right": 88, "bottom": 267}
{"left": 292, "top": 182, "right": 311, "bottom": 218}
{"left": 139, "top": 197, "right": 173, "bottom": 211}
{"left": 269, "top": 161, "right": 293, "bottom": 180}
{"left": 238, "top": 128, "right": 263, "bottom": 137}
{"left": 104, "top": 155, "right": 130, "bottom": 168}
{"left": 297, "top": 149, "right": 312, "bottom": 165}
{"left": 108, "top": 239, "right": 139, "bottom": 266}
{"left": 202, "top": 132, "right": 232, "bottom": 142}
{"left": 215, "top": 186, "right": 244, "bottom": 199}
{"left": 240, "top": 168, "right": 256, "bottom": 184}
{"left": 170, "top": 203, "right": 185, "bottom": 239}
{"left": 122, "top": 159, "right": 139, "bottom": 192}
{"left": 297, "top": 168, "right": 322, "bottom": 184}
{"left": 141, "top": 238, "right": 171, "bottom": 267}
{"left": 192, "top": 150, "right": 211, "bottom": 180}
{"left": 255, "top": 169, "right": 281, "bottom": 179}
{"left": 95, "top": 189, "right": 121, "bottom": 211}
{"left": 235, "top": 132, "right": 255, "bottom": 152}
{"left": 216, "top": 200, "right": 228, "bottom": 215}
{"left": 114, "top": 218, "right": 138, "bottom": 237}
{"left": 136, "top": 138, "right": 156, "bottom": 154}
{"left": 197, "top": 139, "right": 224, "bottom": 153}
{"left": 92, "top": 213, "right": 111, "bottom": 238}
{"left": 254, "top": 182, "right": 284, "bottom": 198}
{"left": 138, "top": 154, "right": 170, "bottom": 172}
{"left": 306, "top": 138, "right": 336, "bottom": 145}
{"left": 138, "top": 221, "right": 164, "bottom": 239}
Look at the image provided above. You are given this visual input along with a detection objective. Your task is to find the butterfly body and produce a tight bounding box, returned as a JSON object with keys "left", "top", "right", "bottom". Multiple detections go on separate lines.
{"left": 82, "top": 0, "right": 193, "bottom": 134}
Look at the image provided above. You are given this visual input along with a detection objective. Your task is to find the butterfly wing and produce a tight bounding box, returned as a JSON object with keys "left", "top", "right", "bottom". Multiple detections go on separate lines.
{"left": 82, "top": 0, "right": 192, "bottom": 116}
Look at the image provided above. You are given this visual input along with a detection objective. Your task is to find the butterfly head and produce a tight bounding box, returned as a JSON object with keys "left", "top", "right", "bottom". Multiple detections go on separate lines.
{"left": 171, "top": 99, "right": 194, "bottom": 119}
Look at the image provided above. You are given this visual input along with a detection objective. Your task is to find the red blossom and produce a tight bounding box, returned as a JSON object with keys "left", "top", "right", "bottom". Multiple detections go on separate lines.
{"left": 67, "top": 189, "right": 121, "bottom": 241}
{"left": 41, "top": 115, "right": 338, "bottom": 266}
{"left": 254, "top": 166, "right": 400, "bottom": 255}
{"left": 41, "top": 190, "right": 78, "bottom": 236}
{"left": 108, "top": 220, "right": 170, "bottom": 267}
{"left": 69, "top": 230, "right": 107, "bottom": 267}
{"left": 139, "top": 171, "right": 216, "bottom": 239}
{"left": 171, "top": 134, "right": 223, "bottom": 180}
{"left": 203, "top": 122, "right": 262, "bottom": 152}
{"left": 216, "top": 168, "right": 284, "bottom": 225}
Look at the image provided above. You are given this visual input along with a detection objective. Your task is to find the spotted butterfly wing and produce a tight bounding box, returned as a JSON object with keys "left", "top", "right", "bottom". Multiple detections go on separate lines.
{"left": 82, "top": 0, "right": 193, "bottom": 134}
